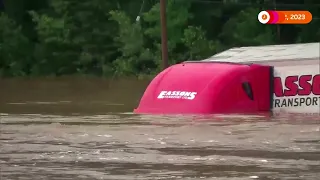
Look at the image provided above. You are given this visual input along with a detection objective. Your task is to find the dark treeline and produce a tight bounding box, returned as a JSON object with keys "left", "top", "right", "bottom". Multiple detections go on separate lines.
{"left": 0, "top": 0, "right": 319, "bottom": 77}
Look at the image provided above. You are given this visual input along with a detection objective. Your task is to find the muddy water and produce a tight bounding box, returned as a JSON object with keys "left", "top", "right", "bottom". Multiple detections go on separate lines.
{"left": 0, "top": 78, "right": 320, "bottom": 180}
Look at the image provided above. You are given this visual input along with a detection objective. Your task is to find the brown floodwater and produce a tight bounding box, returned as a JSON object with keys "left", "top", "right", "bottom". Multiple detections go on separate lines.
{"left": 0, "top": 77, "right": 319, "bottom": 180}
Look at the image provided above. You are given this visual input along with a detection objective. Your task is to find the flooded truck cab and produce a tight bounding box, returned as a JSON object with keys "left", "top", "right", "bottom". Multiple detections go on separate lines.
{"left": 134, "top": 42, "right": 320, "bottom": 115}
{"left": 134, "top": 62, "right": 273, "bottom": 114}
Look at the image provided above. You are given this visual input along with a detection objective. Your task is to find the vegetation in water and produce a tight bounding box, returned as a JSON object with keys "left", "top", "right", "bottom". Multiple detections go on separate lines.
{"left": 0, "top": 0, "right": 319, "bottom": 78}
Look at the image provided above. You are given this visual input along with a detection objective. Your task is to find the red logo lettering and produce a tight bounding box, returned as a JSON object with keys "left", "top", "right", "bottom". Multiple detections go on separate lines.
{"left": 298, "top": 75, "right": 312, "bottom": 95}
{"left": 284, "top": 76, "right": 298, "bottom": 96}
{"left": 274, "top": 74, "right": 319, "bottom": 97}
{"left": 313, "top": 74, "right": 320, "bottom": 95}
{"left": 274, "top": 77, "right": 283, "bottom": 97}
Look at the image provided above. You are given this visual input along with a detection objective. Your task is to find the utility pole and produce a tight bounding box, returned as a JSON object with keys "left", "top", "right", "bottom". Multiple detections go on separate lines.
{"left": 160, "top": 0, "right": 169, "bottom": 70}
{"left": 273, "top": 0, "right": 281, "bottom": 42}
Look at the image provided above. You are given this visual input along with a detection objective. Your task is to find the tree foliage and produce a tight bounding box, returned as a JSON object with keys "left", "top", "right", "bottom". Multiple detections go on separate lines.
{"left": 0, "top": 0, "right": 319, "bottom": 77}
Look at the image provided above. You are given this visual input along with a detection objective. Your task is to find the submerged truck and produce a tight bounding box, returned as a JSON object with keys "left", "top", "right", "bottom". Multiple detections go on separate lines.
{"left": 134, "top": 42, "right": 320, "bottom": 115}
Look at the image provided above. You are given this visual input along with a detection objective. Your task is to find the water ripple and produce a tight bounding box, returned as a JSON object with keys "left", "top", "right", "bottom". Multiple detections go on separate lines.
{"left": 0, "top": 113, "right": 319, "bottom": 180}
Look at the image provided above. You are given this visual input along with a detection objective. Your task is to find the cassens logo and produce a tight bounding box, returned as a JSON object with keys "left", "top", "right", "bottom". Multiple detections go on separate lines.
{"left": 274, "top": 74, "right": 320, "bottom": 97}
{"left": 157, "top": 91, "right": 197, "bottom": 100}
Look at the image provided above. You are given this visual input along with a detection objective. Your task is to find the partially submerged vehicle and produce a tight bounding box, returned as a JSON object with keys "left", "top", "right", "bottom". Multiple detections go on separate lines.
{"left": 134, "top": 42, "right": 320, "bottom": 115}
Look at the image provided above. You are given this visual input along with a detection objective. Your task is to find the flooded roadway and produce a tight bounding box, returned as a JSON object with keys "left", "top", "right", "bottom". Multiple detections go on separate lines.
{"left": 0, "top": 78, "right": 320, "bottom": 180}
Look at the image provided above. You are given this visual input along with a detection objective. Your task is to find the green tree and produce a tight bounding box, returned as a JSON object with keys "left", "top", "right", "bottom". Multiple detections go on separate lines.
{"left": 219, "top": 7, "right": 277, "bottom": 48}
{"left": 30, "top": 0, "right": 119, "bottom": 76}
{"left": 109, "top": 10, "right": 154, "bottom": 76}
{"left": 0, "top": 0, "right": 319, "bottom": 77}
{"left": 110, "top": 0, "right": 217, "bottom": 76}
{"left": 0, "top": 13, "right": 32, "bottom": 76}
{"left": 295, "top": 0, "right": 320, "bottom": 43}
